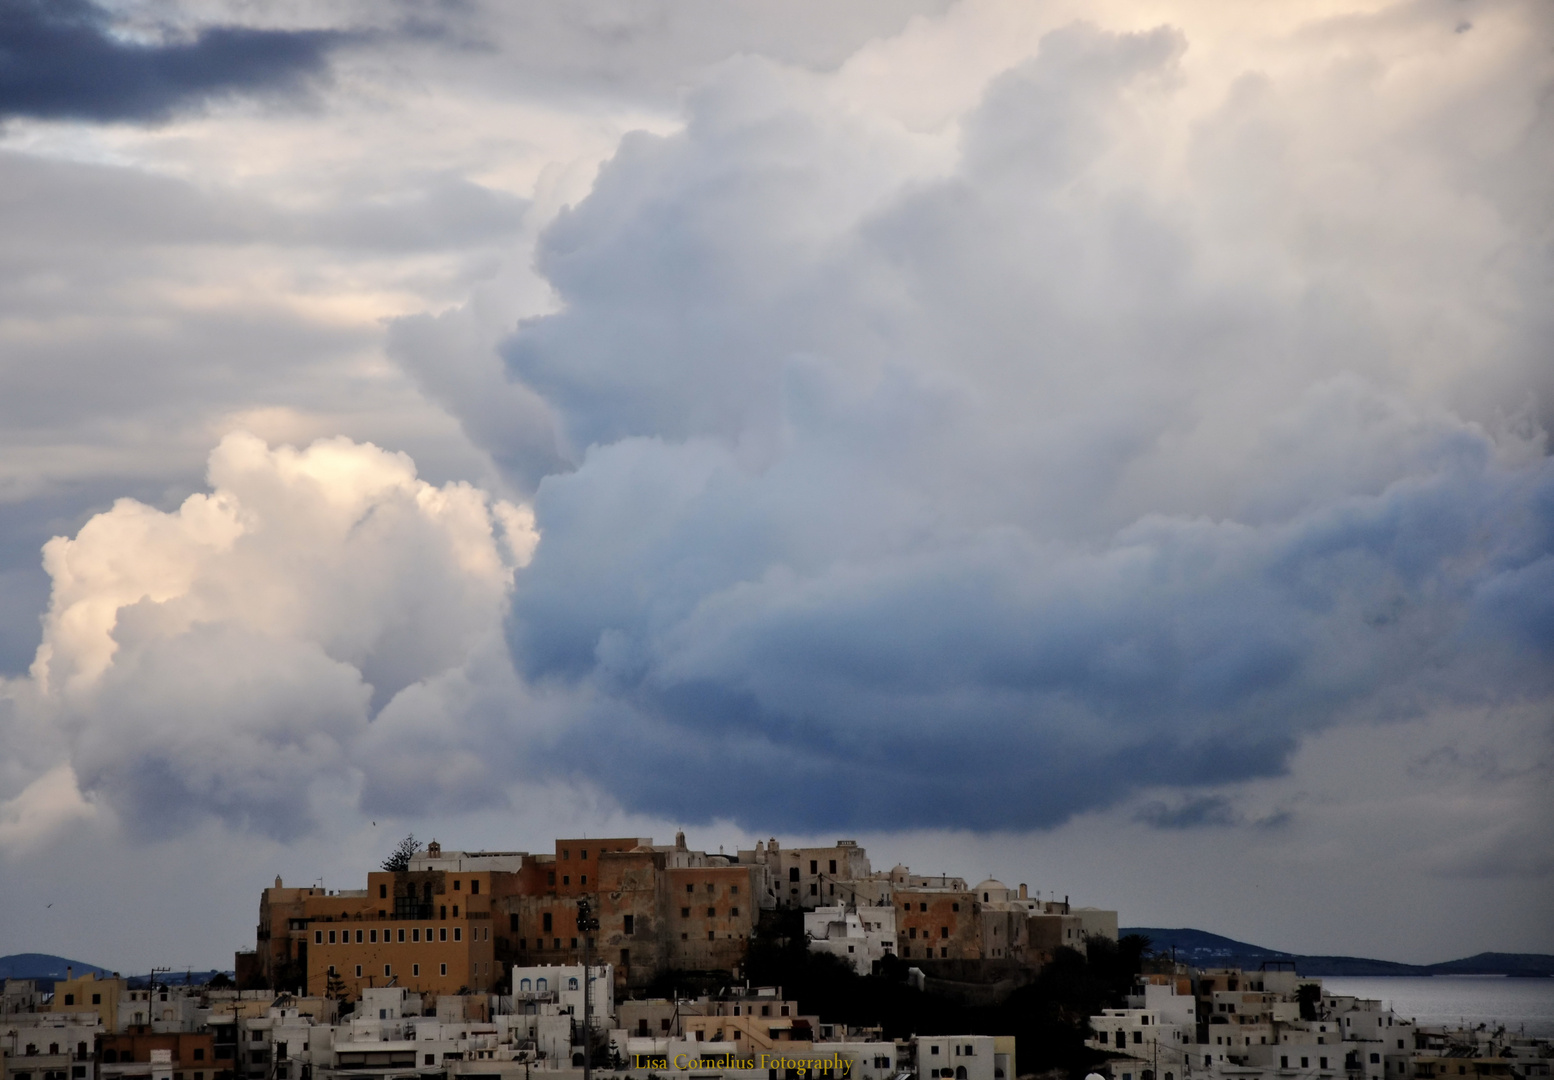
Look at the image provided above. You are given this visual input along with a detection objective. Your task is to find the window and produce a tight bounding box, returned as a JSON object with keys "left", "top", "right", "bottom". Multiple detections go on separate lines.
{"left": 708, "top": 931, "right": 715, "bottom": 940}
{"left": 315, "top": 930, "right": 323, "bottom": 944}
{"left": 328, "top": 930, "right": 336, "bottom": 943}
{"left": 731, "top": 907, "right": 739, "bottom": 916}
{"left": 440, "top": 905, "right": 447, "bottom": 919}
{"left": 1134, "top": 1032, "right": 1142, "bottom": 1044}
{"left": 789, "top": 867, "right": 799, "bottom": 882}
{"left": 380, "top": 884, "right": 387, "bottom": 898}
{"left": 356, "top": 929, "right": 363, "bottom": 943}
{"left": 370, "top": 929, "right": 378, "bottom": 943}
{"left": 580, "top": 875, "right": 587, "bottom": 885}
{"left": 920, "top": 903, "right": 927, "bottom": 911}
{"left": 471, "top": 880, "right": 479, "bottom": 894}
{"left": 413, "top": 928, "right": 420, "bottom": 942}
{"left": 455, "top": 878, "right": 463, "bottom": 889}
{"left": 355, "top": 966, "right": 362, "bottom": 977}
{"left": 623, "top": 915, "right": 634, "bottom": 934}
{"left": 92, "top": 995, "right": 101, "bottom": 1005}
{"left": 682, "top": 907, "right": 691, "bottom": 918}
{"left": 731, "top": 885, "right": 739, "bottom": 894}
{"left": 440, "top": 928, "right": 447, "bottom": 941}
{"left": 830, "top": 860, "right": 837, "bottom": 873}
{"left": 563, "top": 876, "right": 570, "bottom": 885}
{"left": 397, "top": 928, "right": 406, "bottom": 942}
{"left": 952, "top": 903, "right": 960, "bottom": 912}
{"left": 570, "top": 936, "right": 578, "bottom": 948}
{"left": 1321, "top": 1060, "right": 1328, "bottom": 1070}
{"left": 1372, "top": 1056, "right": 1381, "bottom": 1065}
{"left": 547, "top": 871, "right": 556, "bottom": 886}
{"left": 810, "top": 884, "right": 818, "bottom": 895}
{"left": 810, "top": 860, "right": 818, "bottom": 874}
{"left": 543, "top": 913, "right": 553, "bottom": 931}
{"left": 941, "top": 927, "right": 949, "bottom": 938}
{"left": 621, "top": 948, "right": 630, "bottom": 965}
{"left": 64, "top": 995, "right": 74, "bottom": 1006}
{"left": 708, "top": 907, "right": 717, "bottom": 917}
{"left": 1282, "top": 1058, "right": 1289, "bottom": 1068}
{"left": 385, "top": 965, "right": 392, "bottom": 976}
{"left": 440, "top": 964, "right": 447, "bottom": 976}
{"left": 412, "top": 964, "right": 420, "bottom": 977}
{"left": 510, "top": 914, "right": 520, "bottom": 932}
{"left": 563, "top": 849, "right": 570, "bottom": 860}
{"left": 1302, "top": 1059, "right": 1310, "bottom": 1068}
{"left": 909, "top": 928, "right": 917, "bottom": 939}
{"left": 454, "top": 927, "right": 462, "bottom": 941}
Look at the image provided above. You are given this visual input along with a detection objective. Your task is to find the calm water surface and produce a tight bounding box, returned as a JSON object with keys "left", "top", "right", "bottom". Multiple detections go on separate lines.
{"left": 1322, "top": 977, "right": 1554, "bottom": 1039}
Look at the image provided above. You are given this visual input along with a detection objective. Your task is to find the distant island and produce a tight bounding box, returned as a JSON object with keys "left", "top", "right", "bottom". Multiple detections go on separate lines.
{"left": 1125, "top": 927, "right": 1554, "bottom": 977}
{"left": 0, "top": 952, "right": 230, "bottom": 991}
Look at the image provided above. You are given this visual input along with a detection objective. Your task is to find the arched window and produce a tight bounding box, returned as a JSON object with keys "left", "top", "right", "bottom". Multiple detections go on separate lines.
{"left": 520, "top": 979, "right": 531, "bottom": 991}
{"left": 956, "top": 1068, "right": 967, "bottom": 1079}
{"left": 537, "top": 977, "right": 548, "bottom": 992}
{"left": 568, "top": 978, "right": 579, "bottom": 990}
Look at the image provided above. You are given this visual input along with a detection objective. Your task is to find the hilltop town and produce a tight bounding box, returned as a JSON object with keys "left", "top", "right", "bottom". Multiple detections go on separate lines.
{"left": 3, "top": 835, "right": 1549, "bottom": 1080}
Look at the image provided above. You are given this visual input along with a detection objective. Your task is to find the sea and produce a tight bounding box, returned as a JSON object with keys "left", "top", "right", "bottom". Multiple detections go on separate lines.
{"left": 1322, "top": 977, "right": 1554, "bottom": 1039}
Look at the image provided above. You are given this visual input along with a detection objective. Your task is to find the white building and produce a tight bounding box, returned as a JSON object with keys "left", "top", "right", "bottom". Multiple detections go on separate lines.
{"left": 507, "top": 965, "right": 614, "bottom": 1027}
{"left": 913, "top": 1035, "right": 1009, "bottom": 1080}
{"left": 804, "top": 906, "right": 897, "bottom": 975}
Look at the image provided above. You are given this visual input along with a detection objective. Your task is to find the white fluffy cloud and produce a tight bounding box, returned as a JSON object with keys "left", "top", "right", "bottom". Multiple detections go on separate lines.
{"left": 1, "top": 432, "right": 536, "bottom": 843}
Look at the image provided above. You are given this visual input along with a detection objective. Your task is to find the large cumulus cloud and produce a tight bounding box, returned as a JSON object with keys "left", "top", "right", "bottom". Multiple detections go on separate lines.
{"left": 0, "top": 432, "right": 537, "bottom": 842}
{"left": 478, "top": 8, "right": 1554, "bottom": 830}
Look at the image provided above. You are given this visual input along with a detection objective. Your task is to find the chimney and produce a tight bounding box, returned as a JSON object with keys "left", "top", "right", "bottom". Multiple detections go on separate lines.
{"left": 66, "top": 966, "right": 72, "bottom": 980}
{"left": 1018, "top": 884, "right": 1027, "bottom": 899}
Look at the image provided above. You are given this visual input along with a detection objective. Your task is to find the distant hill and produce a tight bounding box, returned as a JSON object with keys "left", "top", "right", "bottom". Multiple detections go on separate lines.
{"left": 0, "top": 953, "right": 115, "bottom": 989}
{"left": 0, "top": 954, "right": 231, "bottom": 991}
{"left": 1123, "top": 929, "right": 1554, "bottom": 978}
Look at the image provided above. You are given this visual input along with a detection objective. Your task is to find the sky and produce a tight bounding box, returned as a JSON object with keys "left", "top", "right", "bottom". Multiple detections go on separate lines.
{"left": 0, "top": 0, "right": 1551, "bottom": 975}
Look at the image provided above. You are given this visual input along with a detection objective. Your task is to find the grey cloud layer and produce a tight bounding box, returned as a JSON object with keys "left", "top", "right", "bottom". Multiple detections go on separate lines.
{"left": 473, "top": 17, "right": 1554, "bottom": 831}
{"left": 0, "top": 0, "right": 345, "bottom": 122}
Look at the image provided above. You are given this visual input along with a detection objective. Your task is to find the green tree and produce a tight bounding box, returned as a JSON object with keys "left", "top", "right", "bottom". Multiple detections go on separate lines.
{"left": 381, "top": 834, "right": 417, "bottom": 872}
{"left": 325, "top": 968, "right": 348, "bottom": 1001}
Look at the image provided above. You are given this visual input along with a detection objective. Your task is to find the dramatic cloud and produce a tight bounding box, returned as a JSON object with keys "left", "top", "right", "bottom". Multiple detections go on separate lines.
{"left": 0, "top": 0, "right": 343, "bottom": 122}
{"left": 0, "top": 433, "right": 536, "bottom": 842}
{"left": 467, "top": 9, "right": 1554, "bottom": 830}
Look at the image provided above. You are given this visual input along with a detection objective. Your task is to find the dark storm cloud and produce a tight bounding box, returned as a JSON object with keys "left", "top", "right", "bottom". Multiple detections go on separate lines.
{"left": 480, "top": 22, "right": 1554, "bottom": 832}
{"left": 0, "top": 0, "right": 345, "bottom": 122}
{"left": 1134, "top": 795, "right": 1239, "bottom": 829}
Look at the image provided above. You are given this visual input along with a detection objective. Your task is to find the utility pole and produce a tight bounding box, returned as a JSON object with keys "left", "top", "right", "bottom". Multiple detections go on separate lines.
{"left": 576, "top": 899, "right": 600, "bottom": 1080}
